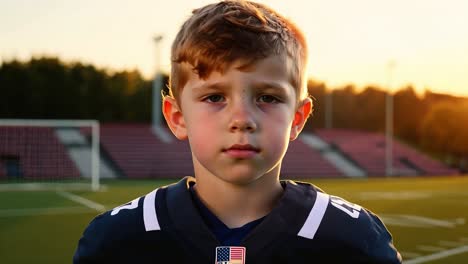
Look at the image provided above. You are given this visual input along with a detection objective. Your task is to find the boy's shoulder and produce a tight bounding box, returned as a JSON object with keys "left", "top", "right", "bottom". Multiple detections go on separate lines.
{"left": 79, "top": 187, "right": 159, "bottom": 239}
{"left": 73, "top": 179, "right": 188, "bottom": 263}
{"left": 75, "top": 176, "right": 196, "bottom": 237}
{"left": 281, "top": 180, "right": 401, "bottom": 263}
{"left": 283, "top": 179, "right": 378, "bottom": 236}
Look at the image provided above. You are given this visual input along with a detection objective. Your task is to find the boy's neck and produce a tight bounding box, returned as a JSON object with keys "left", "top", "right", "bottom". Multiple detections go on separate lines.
{"left": 192, "top": 170, "right": 284, "bottom": 229}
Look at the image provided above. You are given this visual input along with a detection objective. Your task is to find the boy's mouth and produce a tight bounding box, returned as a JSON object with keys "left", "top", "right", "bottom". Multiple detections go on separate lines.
{"left": 223, "top": 144, "right": 260, "bottom": 158}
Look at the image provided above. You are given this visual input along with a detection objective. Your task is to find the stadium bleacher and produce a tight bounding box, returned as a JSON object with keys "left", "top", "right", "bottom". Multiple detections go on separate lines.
{"left": 85, "top": 123, "right": 193, "bottom": 179}
{"left": 392, "top": 141, "right": 460, "bottom": 175}
{"left": 88, "top": 123, "right": 344, "bottom": 179}
{"left": 282, "top": 138, "right": 344, "bottom": 178}
{"left": 1, "top": 124, "right": 459, "bottom": 180}
{"left": 78, "top": 124, "right": 460, "bottom": 179}
{"left": 315, "top": 128, "right": 459, "bottom": 176}
{"left": 0, "top": 126, "right": 80, "bottom": 179}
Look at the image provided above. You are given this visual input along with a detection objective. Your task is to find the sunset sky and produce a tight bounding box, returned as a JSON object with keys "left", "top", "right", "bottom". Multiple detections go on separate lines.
{"left": 1, "top": 0, "right": 467, "bottom": 97}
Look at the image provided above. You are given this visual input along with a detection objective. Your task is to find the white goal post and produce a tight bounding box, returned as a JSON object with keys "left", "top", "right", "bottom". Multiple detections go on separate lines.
{"left": 0, "top": 119, "right": 100, "bottom": 191}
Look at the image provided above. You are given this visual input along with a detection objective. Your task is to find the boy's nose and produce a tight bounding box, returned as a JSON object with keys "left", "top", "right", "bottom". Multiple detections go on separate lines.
{"left": 229, "top": 118, "right": 257, "bottom": 133}
{"left": 229, "top": 102, "right": 257, "bottom": 133}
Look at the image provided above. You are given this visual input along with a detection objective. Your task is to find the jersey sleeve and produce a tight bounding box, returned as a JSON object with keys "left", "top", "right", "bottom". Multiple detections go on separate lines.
{"left": 73, "top": 213, "right": 110, "bottom": 263}
{"left": 73, "top": 197, "right": 146, "bottom": 263}
{"left": 323, "top": 195, "right": 402, "bottom": 263}
{"left": 359, "top": 208, "right": 402, "bottom": 263}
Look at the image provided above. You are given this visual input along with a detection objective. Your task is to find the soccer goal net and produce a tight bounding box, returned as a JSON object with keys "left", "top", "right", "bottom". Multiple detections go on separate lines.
{"left": 0, "top": 119, "right": 100, "bottom": 191}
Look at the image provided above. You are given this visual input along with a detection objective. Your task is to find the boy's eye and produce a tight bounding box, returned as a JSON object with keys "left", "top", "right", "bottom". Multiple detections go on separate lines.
{"left": 204, "top": 94, "right": 225, "bottom": 103}
{"left": 258, "top": 95, "right": 280, "bottom": 104}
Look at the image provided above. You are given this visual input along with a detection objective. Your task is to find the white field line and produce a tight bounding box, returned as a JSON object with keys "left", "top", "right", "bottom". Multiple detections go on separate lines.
{"left": 56, "top": 190, "right": 106, "bottom": 212}
{"left": 438, "top": 240, "right": 465, "bottom": 247}
{"left": 404, "top": 245, "right": 468, "bottom": 264}
{"left": 0, "top": 206, "right": 94, "bottom": 217}
{"left": 400, "top": 252, "right": 422, "bottom": 259}
{"left": 358, "top": 191, "right": 433, "bottom": 200}
{"left": 417, "top": 245, "right": 447, "bottom": 252}
{"left": 357, "top": 190, "right": 468, "bottom": 201}
{"left": 0, "top": 183, "right": 108, "bottom": 192}
{"left": 380, "top": 214, "right": 458, "bottom": 228}
{"left": 400, "top": 215, "right": 457, "bottom": 228}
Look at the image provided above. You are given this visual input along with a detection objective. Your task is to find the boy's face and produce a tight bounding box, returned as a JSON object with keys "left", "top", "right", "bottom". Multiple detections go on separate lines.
{"left": 164, "top": 55, "right": 311, "bottom": 185}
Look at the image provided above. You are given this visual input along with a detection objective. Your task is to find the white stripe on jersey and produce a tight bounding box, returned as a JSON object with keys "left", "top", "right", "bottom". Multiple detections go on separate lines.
{"left": 143, "top": 188, "right": 160, "bottom": 231}
{"left": 297, "top": 192, "right": 330, "bottom": 239}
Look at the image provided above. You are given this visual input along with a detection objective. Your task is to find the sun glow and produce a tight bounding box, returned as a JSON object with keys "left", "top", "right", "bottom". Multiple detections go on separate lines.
{"left": 1, "top": 0, "right": 467, "bottom": 97}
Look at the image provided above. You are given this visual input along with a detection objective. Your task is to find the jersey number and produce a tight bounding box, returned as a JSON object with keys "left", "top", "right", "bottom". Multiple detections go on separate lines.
{"left": 111, "top": 197, "right": 140, "bottom": 216}
{"left": 330, "top": 196, "right": 361, "bottom": 219}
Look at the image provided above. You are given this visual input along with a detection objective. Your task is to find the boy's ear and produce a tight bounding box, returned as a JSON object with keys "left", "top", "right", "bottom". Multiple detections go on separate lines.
{"left": 162, "top": 97, "right": 188, "bottom": 140}
{"left": 290, "top": 97, "right": 313, "bottom": 141}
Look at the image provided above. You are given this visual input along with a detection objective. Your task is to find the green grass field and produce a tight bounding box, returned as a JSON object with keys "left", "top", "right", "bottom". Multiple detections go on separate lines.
{"left": 1, "top": 176, "right": 468, "bottom": 264}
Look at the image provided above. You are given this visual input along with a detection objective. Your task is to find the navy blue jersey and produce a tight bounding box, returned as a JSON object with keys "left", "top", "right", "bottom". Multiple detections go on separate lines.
{"left": 74, "top": 176, "right": 402, "bottom": 263}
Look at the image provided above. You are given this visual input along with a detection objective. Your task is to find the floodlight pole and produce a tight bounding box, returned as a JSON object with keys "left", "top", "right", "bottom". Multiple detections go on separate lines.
{"left": 325, "top": 88, "right": 333, "bottom": 129}
{"left": 152, "top": 35, "right": 164, "bottom": 130}
{"left": 385, "top": 60, "right": 396, "bottom": 177}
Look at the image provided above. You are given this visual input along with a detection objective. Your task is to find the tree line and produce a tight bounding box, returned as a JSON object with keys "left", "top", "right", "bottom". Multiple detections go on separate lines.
{"left": 1, "top": 57, "right": 467, "bottom": 171}
{"left": 0, "top": 57, "right": 155, "bottom": 121}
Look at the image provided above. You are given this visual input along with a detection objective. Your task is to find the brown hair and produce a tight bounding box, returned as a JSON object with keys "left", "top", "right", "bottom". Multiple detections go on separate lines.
{"left": 168, "top": 0, "right": 308, "bottom": 101}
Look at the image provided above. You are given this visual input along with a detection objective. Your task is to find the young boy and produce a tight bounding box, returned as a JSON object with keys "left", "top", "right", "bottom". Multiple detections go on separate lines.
{"left": 74, "top": 1, "right": 402, "bottom": 263}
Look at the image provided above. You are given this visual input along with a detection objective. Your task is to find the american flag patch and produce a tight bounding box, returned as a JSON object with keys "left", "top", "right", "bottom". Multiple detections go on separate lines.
{"left": 215, "top": 246, "right": 246, "bottom": 264}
